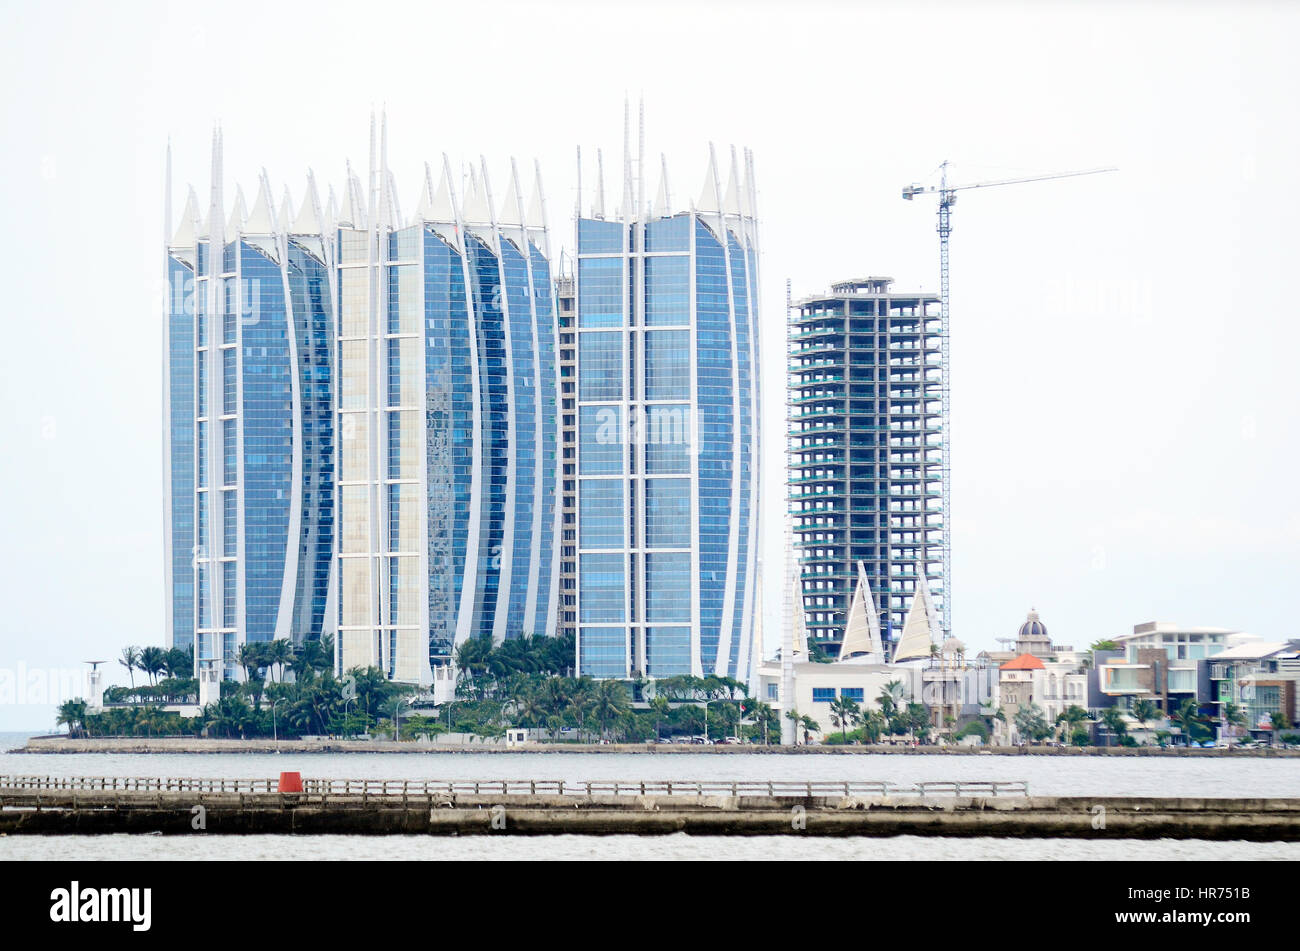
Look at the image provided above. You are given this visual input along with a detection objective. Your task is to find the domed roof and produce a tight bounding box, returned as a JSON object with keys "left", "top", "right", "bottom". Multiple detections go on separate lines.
{"left": 940, "top": 637, "right": 966, "bottom": 654}
{"left": 1018, "top": 608, "right": 1049, "bottom": 640}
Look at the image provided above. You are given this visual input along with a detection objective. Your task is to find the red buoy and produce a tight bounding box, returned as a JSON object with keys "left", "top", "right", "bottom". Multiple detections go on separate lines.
{"left": 278, "top": 771, "right": 303, "bottom": 793}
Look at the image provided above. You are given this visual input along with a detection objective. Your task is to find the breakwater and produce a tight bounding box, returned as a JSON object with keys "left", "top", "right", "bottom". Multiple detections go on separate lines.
{"left": 16, "top": 737, "right": 1299, "bottom": 756}
{"left": 3, "top": 775, "right": 1297, "bottom": 839}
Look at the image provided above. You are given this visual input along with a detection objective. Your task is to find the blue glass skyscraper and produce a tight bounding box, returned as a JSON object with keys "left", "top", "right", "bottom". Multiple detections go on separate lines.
{"left": 572, "top": 135, "right": 761, "bottom": 683}
{"left": 334, "top": 122, "right": 560, "bottom": 683}
{"left": 164, "top": 130, "right": 337, "bottom": 677}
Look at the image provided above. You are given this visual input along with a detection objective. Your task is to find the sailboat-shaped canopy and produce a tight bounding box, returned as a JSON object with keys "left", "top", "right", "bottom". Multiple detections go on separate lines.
{"left": 892, "top": 565, "right": 941, "bottom": 664}
{"left": 837, "top": 562, "right": 884, "bottom": 664}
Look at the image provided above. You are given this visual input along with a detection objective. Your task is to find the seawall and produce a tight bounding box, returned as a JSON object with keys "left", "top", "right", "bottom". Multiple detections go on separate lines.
{"left": 15, "top": 737, "right": 1300, "bottom": 756}
{"left": 2, "top": 787, "right": 1298, "bottom": 839}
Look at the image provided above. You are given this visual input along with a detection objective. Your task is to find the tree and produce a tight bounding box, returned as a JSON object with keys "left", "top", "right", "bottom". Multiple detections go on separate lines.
{"left": 1089, "top": 639, "right": 1119, "bottom": 652}
{"left": 877, "top": 680, "right": 905, "bottom": 720}
{"left": 1170, "top": 698, "right": 1210, "bottom": 745}
{"left": 1014, "top": 703, "right": 1052, "bottom": 743}
{"left": 649, "top": 695, "right": 671, "bottom": 741}
{"left": 1099, "top": 707, "right": 1128, "bottom": 745}
{"left": 1055, "top": 705, "right": 1092, "bottom": 744}
{"left": 119, "top": 646, "right": 141, "bottom": 688}
{"left": 266, "top": 638, "right": 293, "bottom": 683}
{"left": 784, "top": 708, "right": 804, "bottom": 746}
{"left": 57, "top": 699, "right": 88, "bottom": 738}
{"left": 1131, "top": 698, "right": 1159, "bottom": 735}
{"left": 828, "top": 695, "right": 862, "bottom": 741}
{"left": 591, "top": 680, "right": 630, "bottom": 740}
{"left": 138, "top": 646, "right": 167, "bottom": 685}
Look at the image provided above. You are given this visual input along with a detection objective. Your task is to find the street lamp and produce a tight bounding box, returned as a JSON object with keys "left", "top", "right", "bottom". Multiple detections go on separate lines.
{"left": 393, "top": 696, "right": 416, "bottom": 742}
{"left": 702, "top": 699, "right": 717, "bottom": 744}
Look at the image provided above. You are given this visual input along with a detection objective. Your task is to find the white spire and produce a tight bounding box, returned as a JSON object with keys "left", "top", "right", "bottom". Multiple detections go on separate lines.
{"left": 462, "top": 161, "right": 491, "bottom": 224}
{"left": 226, "top": 185, "right": 247, "bottom": 236}
{"left": 293, "top": 174, "right": 322, "bottom": 234}
{"left": 499, "top": 160, "right": 524, "bottom": 228}
{"left": 740, "top": 147, "right": 756, "bottom": 220}
{"left": 723, "top": 146, "right": 743, "bottom": 216}
{"left": 385, "top": 168, "right": 402, "bottom": 230}
{"left": 621, "top": 95, "right": 634, "bottom": 223}
{"left": 278, "top": 186, "right": 294, "bottom": 235}
{"left": 594, "top": 148, "right": 606, "bottom": 219}
{"left": 418, "top": 157, "right": 459, "bottom": 225}
{"left": 653, "top": 153, "right": 671, "bottom": 218}
{"left": 525, "top": 161, "right": 547, "bottom": 229}
{"left": 207, "top": 125, "right": 224, "bottom": 246}
{"left": 170, "top": 187, "right": 200, "bottom": 248}
{"left": 697, "top": 145, "right": 721, "bottom": 214}
{"left": 892, "top": 567, "right": 941, "bottom": 664}
{"left": 325, "top": 184, "right": 338, "bottom": 231}
{"left": 243, "top": 175, "right": 275, "bottom": 235}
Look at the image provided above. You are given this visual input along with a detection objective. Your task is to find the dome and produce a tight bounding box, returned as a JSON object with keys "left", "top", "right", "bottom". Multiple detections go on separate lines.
{"left": 1018, "top": 608, "right": 1049, "bottom": 640}
{"left": 941, "top": 637, "right": 966, "bottom": 654}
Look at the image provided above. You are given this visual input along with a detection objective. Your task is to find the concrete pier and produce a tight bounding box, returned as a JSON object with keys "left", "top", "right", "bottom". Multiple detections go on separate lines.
{"left": 3, "top": 780, "right": 1298, "bottom": 839}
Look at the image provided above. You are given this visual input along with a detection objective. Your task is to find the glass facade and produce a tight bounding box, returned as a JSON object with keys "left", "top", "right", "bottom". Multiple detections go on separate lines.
{"left": 573, "top": 152, "right": 760, "bottom": 684}
{"left": 334, "top": 164, "right": 559, "bottom": 684}
{"left": 166, "top": 174, "right": 338, "bottom": 682}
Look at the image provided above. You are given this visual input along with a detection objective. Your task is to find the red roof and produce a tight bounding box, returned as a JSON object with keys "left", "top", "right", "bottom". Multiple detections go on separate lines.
{"left": 1001, "top": 653, "right": 1046, "bottom": 671}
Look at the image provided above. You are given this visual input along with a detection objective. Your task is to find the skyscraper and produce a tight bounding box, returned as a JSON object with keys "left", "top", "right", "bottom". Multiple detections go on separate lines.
{"left": 164, "top": 131, "right": 337, "bottom": 677}
{"left": 334, "top": 123, "right": 560, "bottom": 683}
{"left": 571, "top": 131, "right": 761, "bottom": 683}
{"left": 787, "top": 277, "right": 945, "bottom": 660}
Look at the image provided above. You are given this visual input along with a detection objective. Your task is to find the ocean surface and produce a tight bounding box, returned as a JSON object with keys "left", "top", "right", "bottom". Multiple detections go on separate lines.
{"left": 2, "top": 834, "right": 1296, "bottom": 861}
{"left": 4, "top": 734, "right": 1297, "bottom": 859}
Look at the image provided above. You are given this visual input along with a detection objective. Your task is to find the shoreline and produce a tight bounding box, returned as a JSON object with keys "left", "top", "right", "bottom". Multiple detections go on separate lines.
{"left": 13, "top": 737, "right": 1300, "bottom": 756}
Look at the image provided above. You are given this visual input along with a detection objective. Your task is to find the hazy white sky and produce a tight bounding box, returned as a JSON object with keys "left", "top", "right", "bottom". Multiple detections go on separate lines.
{"left": 1, "top": 0, "right": 1296, "bottom": 728}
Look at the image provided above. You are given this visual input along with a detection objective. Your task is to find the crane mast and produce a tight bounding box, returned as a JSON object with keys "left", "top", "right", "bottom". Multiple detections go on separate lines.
{"left": 903, "top": 161, "right": 1115, "bottom": 640}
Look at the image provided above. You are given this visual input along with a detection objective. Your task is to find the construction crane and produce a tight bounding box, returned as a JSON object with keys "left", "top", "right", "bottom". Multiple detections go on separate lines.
{"left": 902, "top": 161, "right": 1116, "bottom": 639}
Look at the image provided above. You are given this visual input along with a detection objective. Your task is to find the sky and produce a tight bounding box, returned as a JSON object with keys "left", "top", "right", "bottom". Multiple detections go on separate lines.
{"left": 1, "top": 0, "right": 1296, "bottom": 729}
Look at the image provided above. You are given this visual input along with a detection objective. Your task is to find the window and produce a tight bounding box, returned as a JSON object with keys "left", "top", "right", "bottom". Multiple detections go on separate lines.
{"left": 840, "top": 688, "right": 864, "bottom": 703}
{"left": 812, "top": 688, "right": 835, "bottom": 703}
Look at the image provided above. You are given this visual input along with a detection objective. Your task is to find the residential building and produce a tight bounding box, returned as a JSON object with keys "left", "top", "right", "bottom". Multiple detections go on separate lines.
{"left": 164, "top": 132, "right": 337, "bottom": 679}
{"left": 571, "top": 135, "right": 761, "bottom": 682}
{"left": 788, "top": 277, "right": 944, "bottom": 659}
{"left": 1097, "top": 621, "right": 1240, "bottom": 712}
{"left": 1208, "top": 639, "right": 1300, "bottom": 733}
{"left": 334, "top": 131, "right": 560, "bottom": 683}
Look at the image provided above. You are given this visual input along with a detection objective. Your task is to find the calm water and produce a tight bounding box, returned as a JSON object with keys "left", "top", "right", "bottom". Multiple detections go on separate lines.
{"left": 1, "top": 834, "right": 1296, "bottom": 861}
{"left": 3, "top": 745, "right": 1298, "bottom": 798}
{"left": 5, "top": 737, "right": 1297, "bottom": 858}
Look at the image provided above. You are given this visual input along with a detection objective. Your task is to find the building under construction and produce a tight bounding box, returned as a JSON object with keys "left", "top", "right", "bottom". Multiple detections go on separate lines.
{"left": 787, "top": 277, "right": 945, "bottom": 660}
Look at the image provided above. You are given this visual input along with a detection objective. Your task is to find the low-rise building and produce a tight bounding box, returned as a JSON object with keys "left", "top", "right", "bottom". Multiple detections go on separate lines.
{"left": 1097, "top": 622, "right": 1241, "bottom": 713}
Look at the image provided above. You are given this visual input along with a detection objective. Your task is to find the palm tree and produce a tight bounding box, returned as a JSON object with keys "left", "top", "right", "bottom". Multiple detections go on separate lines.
{"left": 119, "top": 646, "right": 140, "bottom": 688}
{"left": 784, "top": 708, "right": 803, "bottom": 746}
{"left": 138, "top": 646, "right": 167, "bottom": 685}
{"left": 1055, "top": 704, "right": 1092, "bottom": 745}
{"left": 591, "top": 680, "right": 629, "bottom": 741}
{"left": 877, "top": 680, "right": 905, "bottom": 720}
{"left": 266, "top": 638, "right": 293, "bottom": 682}
{"left": 57, "top": 699, "right": 88, "bottom": 738}
{"left": 828, "top": 695, "right": 862, "bottom": 741}
{"left": 649, "top": 695, "right": 671, "bottom": 741}
{"left": 1170, "top": 698, "right": 1208, "bottom": 745}
{"left": 1100, "top": 707, "right": 1128, "bottom": 745}
{"left": 800, "top": 715, "right": 821, "bottom": 745}
{"left": 1131, "top": 698, "right": 1158, "bottom": 732}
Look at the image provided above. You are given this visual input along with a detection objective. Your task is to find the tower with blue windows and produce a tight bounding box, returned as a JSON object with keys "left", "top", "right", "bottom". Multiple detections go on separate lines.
{"left": 163, "top": 130, "right": 337, "bottom": 678}
{"left": 571, "top": 123, "right": 761, "bottom": 684}
{"left": 333, "top": 118, "right": 560, "bottom": 683}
